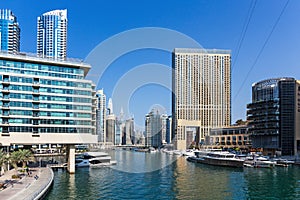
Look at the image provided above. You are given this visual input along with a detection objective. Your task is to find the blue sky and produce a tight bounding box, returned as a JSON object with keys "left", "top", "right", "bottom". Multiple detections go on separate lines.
{"left": 2, "top": 0, "right": 300, "bottom": 128}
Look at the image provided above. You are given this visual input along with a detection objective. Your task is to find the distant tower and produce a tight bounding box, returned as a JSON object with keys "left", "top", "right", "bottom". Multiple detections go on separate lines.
{"left": 120, "top": 107, "right": 124, "bottom": 120}
{"left": 107, "top": 98, "right": 113, "bottom": 115}
{"left": 124, "top": 118, "right": 134, "bottom": 145}
{"left": 145, "top": 108, "right": 163, "bottom": 148}
{"left": 96, "top": 89, "right": 106, "bottom": 143}
{"left": 0, "top": 9, "right": 20, "bottom": 53}
{"left": 106, "top": 114, "right": 116, "bottom": 145}
{"left": 37, "top": 9, "right": 67, "bottom": 59}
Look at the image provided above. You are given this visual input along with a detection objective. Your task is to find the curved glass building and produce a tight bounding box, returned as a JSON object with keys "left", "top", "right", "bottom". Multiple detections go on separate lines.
{"left": 247, "top": 77, "right": 300, "bottom": 156}
{"left": 0, "top": 51, "right": 97, "bottom": 147}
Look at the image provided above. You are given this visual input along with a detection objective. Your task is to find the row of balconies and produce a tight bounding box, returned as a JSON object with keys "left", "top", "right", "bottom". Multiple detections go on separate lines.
{"left": 213, "top": 141, "right": 251, "bottom": 146}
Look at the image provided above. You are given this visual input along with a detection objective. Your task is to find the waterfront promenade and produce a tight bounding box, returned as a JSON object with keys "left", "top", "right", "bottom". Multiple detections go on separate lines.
{"left": 0, "top": 167, "right": 53, "bottom": 200}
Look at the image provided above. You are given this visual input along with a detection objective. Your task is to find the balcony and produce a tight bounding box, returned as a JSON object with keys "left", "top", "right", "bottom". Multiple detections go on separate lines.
{"left": 32, "top": 106, "right": 39, "bottom": 110}
{"left": 33, "top": 82, "right": 40, "bottom": 88}
{"left": 2, "top": 88, "right": 10, "bottom": 93}
{"left": 32, "top": 97, "right": 40, "bottom": 103}
{"left": 33, "top": 89, "right": 40, "bottom": 94}
{"left": 2, "top": 121, "right": 9, "bottom": 126}
{"left": 2, "top": 79, "right": 10, "bottom": 85}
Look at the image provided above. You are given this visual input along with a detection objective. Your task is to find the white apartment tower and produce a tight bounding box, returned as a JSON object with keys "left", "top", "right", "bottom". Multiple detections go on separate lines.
{"left": 172, "top": 48, "right": 231, "bottom": 150}
{"left": 96, "top": 89, "right": 106, "bottom": 143}
{"left": 37, "top": 9, "right": 67, "bottom": 59}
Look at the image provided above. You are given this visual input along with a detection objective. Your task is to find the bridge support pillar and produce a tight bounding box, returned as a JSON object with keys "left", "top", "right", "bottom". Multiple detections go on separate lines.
{"left": 66, "top": 144, "right": 75, "bottom": 174}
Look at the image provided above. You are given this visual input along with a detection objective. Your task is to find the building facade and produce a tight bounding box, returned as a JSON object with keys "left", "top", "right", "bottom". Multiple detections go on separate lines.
{"left": 96, "top": 89, "right": 106, "bottom": 143}
{"left": 209, "top": 125, "right": 251, "bottom": 151}
{"left": 106, "top": 114, "right": 116, "bottom": 145}
{"left": 145, "top": 110, "right": 172, "bottom": 148}
{"left": 0, "top": 52, "right": 97, "bottom": 147}
{"left": 37, "top": 9, "right": 67, "bottom": 59}
{"left": 172, "top": 48, "right": 231, "bottom": 150}
{"left": 0, "top": 9, "right": 20, "bottom": 53}
{"left": 247, "top": 77, "right": 300, "bottom": 156}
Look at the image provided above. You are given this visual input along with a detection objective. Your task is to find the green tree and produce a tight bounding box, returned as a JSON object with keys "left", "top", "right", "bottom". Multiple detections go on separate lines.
{"left": 9, "top": 150, "right": 21, "bottom": 171}
{"left": 235, "top": 119, "right": 247, "bottom": 126}
{"left": 9, "top": 149, "right": 35, "bottom": 171}
{"left": 19, "top": 149, "right": 35, "bottom": 168}
{"left": 0, "top": 149, "right": 5, "bottom": 174}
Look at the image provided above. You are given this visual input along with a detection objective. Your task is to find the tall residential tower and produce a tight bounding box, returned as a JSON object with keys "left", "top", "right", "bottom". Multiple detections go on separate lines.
{"left": 172, "top": 48, "right": 231, "bottom": 150}
{"left": 96, "top": 89, "right": 106, "bottom": 143}
{"left": 37, "top": 9, "right": 67, "bottom": 59}
{"left": 0, "top": 9, "right": 20, "bottom": 53}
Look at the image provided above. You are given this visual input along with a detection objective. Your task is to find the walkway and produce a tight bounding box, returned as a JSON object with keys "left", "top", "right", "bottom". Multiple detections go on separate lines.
{"left": 0, "top": 167, "right": 53, "bottom": 200}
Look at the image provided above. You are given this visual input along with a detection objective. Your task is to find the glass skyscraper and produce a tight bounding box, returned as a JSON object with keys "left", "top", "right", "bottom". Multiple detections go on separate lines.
{"left": 247, "top": 77, "right": 300, "bottom": 156}
{"left": 0, "top": 52, "right": 97, "bottom": 147}
{"left": 0, "top": 9, "right": 20, "bottom": 53}
{"left": 37, "top": 9, "right": 67, "bottom": 59}
{"left": 172, "top": 48, "right": 231, "bottom": 150}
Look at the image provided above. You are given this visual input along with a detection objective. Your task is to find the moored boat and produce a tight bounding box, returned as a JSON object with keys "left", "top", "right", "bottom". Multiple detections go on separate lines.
{"left": 187, "top": 150, "right": 244, "bottom": 168}
{"left": 75, "top": 152, "right": 117, "bottom": 168}
{"left": 244, "top": 156, "right": 276, "bottom": 168}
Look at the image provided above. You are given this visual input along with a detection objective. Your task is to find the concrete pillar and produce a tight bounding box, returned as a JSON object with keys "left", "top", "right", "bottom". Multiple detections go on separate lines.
{"left": 66, "top": 145, "right": 75, "bottom": 174}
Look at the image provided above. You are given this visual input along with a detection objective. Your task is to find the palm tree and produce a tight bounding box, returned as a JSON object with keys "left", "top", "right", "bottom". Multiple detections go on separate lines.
{"left": 10, "top": 149, "right": 35, "bottom": 169}
{"left": 0, "top": 149, "right": 5, "bottom": 175}
{"left": 19, "top": 149, "right": 35, "bottom": 168}
{"left": 10, "top": 150, "right": 21, "bottom": 171}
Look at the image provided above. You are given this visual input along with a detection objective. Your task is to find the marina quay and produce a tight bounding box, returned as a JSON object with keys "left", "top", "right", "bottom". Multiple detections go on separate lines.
{"left": 0, "top": 51, "right": 97, "bottom": 173}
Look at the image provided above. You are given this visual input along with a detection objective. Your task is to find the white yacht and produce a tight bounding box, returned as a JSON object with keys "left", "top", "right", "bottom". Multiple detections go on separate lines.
{"left": 187, "top": 149, "right": 244, "bottom": 168}
{"left": 244, "top": 156, "right": 276, "bottom": 168}
{"left": 75, "top": 152, "right": 117, "bottom": 168}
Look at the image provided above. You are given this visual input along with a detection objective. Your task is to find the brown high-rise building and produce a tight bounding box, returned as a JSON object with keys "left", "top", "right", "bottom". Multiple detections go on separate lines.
{"left": 172, "top": 48, "right": 231, "bottom": 150}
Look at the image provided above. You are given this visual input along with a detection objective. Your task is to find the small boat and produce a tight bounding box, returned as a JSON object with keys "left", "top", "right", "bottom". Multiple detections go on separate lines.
{"left": 273, "top": 158, "right": 294, "bottom": 167}
{"left": 244, "top": 156, "right": 276, "bottom": 168}
{"left": 173, "top": 150, "right": 183, "bottom": 156}
{"left": 75, "top": 152, "right": 117, "bottom": 168}
{"left": 148, "top": 147, "right": 158, "bottom": 153}
{"left": 182, "top": 149, "right": 197, "bottom": 157}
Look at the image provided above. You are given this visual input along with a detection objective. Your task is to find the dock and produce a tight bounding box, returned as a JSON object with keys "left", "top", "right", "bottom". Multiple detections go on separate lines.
{"left": 46, "top": 163, "right": 67, "bottom": 170}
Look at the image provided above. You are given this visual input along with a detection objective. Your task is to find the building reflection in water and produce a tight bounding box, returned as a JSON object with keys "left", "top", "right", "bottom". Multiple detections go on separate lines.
{"left": 173, "top": 157, "right": 246, "bottom": 199}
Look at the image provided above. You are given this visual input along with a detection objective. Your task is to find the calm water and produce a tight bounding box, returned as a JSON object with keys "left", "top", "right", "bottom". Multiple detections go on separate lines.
{"left": 45, "top": 150, "right": 300, "bottom": 200}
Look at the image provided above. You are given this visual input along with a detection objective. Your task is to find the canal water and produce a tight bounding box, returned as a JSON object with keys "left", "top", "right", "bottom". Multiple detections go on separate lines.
{"left": 45, "top": 150, "right": 300, "bottom": 200}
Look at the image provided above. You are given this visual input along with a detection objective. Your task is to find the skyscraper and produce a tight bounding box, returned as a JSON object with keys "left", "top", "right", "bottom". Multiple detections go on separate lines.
{"left": 0, "top": 9, "right": 20, "bottom": 53}
{"left": 145, "top": 109, "right": 167, "bottom": 148}
{"left": 247, "top": 77, "right": 300, "bottom": 156}
{"left": 106, "top": 114, "right": 116, "bottom": 144}
{"left": 96, "top": 89, "right": 106, "bottom": 143}
{"left": 37, "top": 9, "right": 67, "bottom": 59}
{"left": 172, "top": 48, "right": 231, "bottom": 150}
{"left": 107, "top": 98, "right": 113, "bottom": 115}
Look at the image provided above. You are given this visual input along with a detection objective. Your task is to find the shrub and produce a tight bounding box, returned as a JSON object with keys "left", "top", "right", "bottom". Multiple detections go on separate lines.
{"left": 12, "top": 174, "right": 20, "bottom": 179}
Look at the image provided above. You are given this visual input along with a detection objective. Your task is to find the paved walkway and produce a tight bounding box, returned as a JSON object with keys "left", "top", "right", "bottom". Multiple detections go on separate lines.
{"left": 0, "top": 167, "right": 53, "bottom": 200}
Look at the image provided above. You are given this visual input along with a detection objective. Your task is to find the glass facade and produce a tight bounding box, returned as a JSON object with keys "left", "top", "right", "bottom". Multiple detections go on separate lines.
{"left": 0, "top": 52, "right": 96, "bottom": 137}
{"left": 247, "top": 77, "right": 296, "bottom": 156}
{"left": 0, "top": 9, "right": 20, "bottom": 53}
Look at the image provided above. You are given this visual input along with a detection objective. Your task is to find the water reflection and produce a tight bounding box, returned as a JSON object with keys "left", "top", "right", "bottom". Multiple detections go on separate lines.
{"left": 45, "top": 150, "right": 300, "bottom": 200}
{"left": 173, "top": 157, "right": 245, "bottom": 200}
{"left": 111, "top": 150, "right": 178, "bottom": 173}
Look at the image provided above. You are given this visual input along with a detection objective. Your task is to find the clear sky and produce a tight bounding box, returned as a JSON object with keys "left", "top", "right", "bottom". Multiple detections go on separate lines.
{"left": 2, "top": 0, "right": 300, "bottom": 129}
